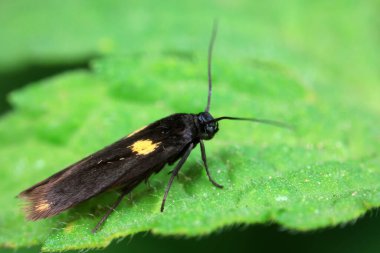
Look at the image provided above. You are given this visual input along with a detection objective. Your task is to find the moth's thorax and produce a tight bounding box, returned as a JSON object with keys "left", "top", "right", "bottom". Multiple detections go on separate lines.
{"left": 195, "top": 112, "right": 219, "bottom": 140}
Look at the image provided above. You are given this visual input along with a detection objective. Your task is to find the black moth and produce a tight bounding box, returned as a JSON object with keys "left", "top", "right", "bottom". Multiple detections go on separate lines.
{"left": 19, "top": 22, "right": 290, "bottom": 233}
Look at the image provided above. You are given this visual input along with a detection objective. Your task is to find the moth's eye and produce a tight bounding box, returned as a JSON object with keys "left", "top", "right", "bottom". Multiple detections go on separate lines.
{"left": 206, "top": 124, "right": 216, "bottom": 133}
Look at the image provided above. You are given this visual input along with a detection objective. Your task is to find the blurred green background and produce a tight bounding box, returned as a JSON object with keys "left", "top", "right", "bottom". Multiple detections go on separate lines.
{"left": 1, "top": 0, "right": 379, "bottom": 252}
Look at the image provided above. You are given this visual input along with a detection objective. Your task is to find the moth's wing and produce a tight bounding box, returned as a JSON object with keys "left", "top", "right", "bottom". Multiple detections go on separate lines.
{"left": 19, "top": 113, "right": 197, "bottom": 220}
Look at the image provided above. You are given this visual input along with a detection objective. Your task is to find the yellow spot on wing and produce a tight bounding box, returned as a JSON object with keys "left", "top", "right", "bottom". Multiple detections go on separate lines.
{"left": 35, "top": 200, "right": 50, "bottom": 212}
{"left": 130, "top": 139, "right": 160, "bottom": 155}
{"left": 127, "top": 125, "right": 147, "bottom": 137}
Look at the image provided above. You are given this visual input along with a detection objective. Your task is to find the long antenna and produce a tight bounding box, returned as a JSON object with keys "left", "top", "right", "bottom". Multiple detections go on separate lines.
{"left": 205, "top": 20, "right": 218, "bottom": 112}
{"left": 208, "top": 116, "right": 294, "bottom": 130}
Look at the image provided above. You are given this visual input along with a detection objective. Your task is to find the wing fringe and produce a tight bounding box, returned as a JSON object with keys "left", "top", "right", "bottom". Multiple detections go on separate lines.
{"left": 19, "top": 184, "right": 60, "bottom": 220}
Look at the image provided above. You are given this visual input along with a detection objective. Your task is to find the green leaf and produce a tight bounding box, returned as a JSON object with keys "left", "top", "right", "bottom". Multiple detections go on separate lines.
{"left": 0, "top": 52, "right": 379, "bottom": 251}
{"left": 1, "top": 0, "right": 380, "bottom": 252}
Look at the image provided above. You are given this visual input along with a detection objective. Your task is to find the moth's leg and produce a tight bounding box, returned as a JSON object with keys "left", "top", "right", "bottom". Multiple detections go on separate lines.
{"left": 92, "top": 186, "right": 133, "bottom": 233}
{"left": 200, "top": 140, "right": 223, "bottom": 188}
{"left": 167, "top": 170, "right": 180, "bottom": 179}
{"left": 161, "top": 143, "right": 194, "bottom": 212}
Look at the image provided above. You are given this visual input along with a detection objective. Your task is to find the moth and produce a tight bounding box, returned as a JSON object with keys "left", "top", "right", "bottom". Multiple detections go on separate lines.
{"left": 19, "top": 22, "right": 290, "bottom": 232}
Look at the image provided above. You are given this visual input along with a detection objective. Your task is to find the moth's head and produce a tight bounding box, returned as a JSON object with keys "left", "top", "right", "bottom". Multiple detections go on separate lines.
{"left": 197, "top": 112, "right": 219, "bottom": 140}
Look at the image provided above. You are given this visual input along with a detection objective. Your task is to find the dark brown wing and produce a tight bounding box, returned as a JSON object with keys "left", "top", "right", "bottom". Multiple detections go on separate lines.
{"left": 19, "top": 113, "right": 197, "bottom": 220}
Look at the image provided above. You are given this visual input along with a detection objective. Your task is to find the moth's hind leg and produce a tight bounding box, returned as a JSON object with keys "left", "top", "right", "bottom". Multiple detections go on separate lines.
{"left": 92, "top": 185, "right": 135, "bottom": 233}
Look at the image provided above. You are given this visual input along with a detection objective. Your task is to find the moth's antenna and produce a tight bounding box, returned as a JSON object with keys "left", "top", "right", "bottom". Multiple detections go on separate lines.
{"left": 208, "top": 116, "right": 294, "bottom": 130}
{"left": 205, "top": 20, "right": 218, "bottom": 113}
